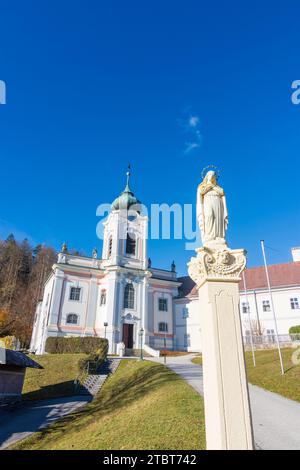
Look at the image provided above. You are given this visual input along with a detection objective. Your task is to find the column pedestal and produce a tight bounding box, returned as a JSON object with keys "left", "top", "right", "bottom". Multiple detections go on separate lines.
{"left": 188, "top": 246, "right": 254, "bottom": 450}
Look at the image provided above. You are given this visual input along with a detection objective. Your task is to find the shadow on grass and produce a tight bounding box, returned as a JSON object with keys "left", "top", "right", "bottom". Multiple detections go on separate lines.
{"left": 20, "top": 362, "right": 181, "bottom": 445}
{"left": 283, "top": 365, "right": 297, "bottom": 374}
{"left": 22, "top": 380, "right": 77, "bottom": 402}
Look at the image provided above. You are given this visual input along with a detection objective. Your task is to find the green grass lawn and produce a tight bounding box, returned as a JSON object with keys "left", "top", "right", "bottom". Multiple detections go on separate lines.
{"left": 245, "top": 348, "right": 300, "bottom": 402}
{"left": 13, "top": 360, "right": 206, "bottom": 450}
{"left": 23, "top": 353, "right": 87, "bottom": 401}
{"left": 191, "top": 355, "right": 202, "bottom": 365}
{"left": 192, "top": 348, "right": 300, "bottom": 403}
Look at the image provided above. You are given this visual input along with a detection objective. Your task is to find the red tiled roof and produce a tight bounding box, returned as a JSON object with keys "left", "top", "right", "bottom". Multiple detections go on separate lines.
{"left": 178, "top": 262, "right": 300, "bottom": 298}
{"left": 240, "top": 262, "right": 300, "bottom": 291}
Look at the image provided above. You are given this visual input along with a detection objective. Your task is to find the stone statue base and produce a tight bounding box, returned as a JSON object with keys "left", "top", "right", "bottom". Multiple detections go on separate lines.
{"left": 188, "top": 246, "right": 254, "bottom": 450}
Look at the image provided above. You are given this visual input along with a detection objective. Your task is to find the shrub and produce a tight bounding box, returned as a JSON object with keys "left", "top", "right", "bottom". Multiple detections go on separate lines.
{"left": 289, "top": 325, "right": 300, "bottom": 335}
{"left": 289, "top": 326, "right": 300, "bottom": 341}
{"left": 45, "top": 336, "right": 108, "bottom": 355}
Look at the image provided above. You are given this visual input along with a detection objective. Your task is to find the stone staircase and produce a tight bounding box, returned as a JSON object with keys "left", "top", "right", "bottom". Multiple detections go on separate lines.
{"left": 78, "top": 358, "right": 120, "bottom": 397}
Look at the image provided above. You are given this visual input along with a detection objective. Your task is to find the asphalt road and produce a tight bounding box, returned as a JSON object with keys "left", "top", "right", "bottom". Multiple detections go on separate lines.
{"left": 1, "top": 356, "right": 300, "bottom": 450}
{"left": 149, "top": 355, "right": 300, "bottom": 450}
{"left": 0, "top": 396, "right": 91, "bottom": 449}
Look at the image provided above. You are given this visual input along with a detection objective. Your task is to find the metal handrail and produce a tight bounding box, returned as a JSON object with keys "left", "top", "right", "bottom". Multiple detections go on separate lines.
{"left": 74, "top": 357, "right": 105, "bottom": 390}
{"left": 74, "top": 361, "right": 89, "bottom": 390}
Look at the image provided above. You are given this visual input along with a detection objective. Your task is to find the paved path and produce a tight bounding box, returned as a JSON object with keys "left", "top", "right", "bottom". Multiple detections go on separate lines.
{"left": 0, "top": 396, "right": 91, "bottom": 449}
{"left": 147, "top": 355, "right": 300, "bottom": 450}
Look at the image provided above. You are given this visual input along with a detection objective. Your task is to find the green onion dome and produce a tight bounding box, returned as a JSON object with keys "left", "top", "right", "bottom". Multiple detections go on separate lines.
{"left": 111, "top": 167, "right": 141, "bottom": 213}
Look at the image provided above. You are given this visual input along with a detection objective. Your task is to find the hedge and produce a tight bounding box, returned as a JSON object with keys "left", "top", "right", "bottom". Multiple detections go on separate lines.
{"left": 45, "top": 336, "right": 108, "bottom": 355}
{"left": 289, "top": 325, "right": 300, "bottom": 335}
{"left": 78, "top": 340, "right": 109, "bottom": 373}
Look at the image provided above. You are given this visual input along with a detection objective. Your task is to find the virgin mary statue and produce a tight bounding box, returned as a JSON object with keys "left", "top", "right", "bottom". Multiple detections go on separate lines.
{"left": 197, "top": 170, "right": 228, "bottom": 247}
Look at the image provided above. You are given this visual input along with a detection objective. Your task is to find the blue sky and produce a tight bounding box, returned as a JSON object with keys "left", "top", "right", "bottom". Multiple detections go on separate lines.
{"left": 0, "top": 1, "right": 300, "bottom": 275}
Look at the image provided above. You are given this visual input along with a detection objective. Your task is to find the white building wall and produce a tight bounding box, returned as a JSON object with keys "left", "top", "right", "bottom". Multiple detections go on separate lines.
{"left": 30, "top": 301, "right": 43, "bottom": 353}
{"left": 240, "top": 287, "right": 300, "bottom": 336}
{"left": 174, "top": 301, "right": 188, "bottom": 350}
{"left": 174, "top": 286, "right": 300, "bottom": 353}
{"left": 95, "top": 280, "right": 109, "bottom": 335}
{"left": 174, "top": 300, "right": 202, "bottom": 352}
{"left": 292, "top": 248, "right": 300, "bottom": 262}
{"left": 153, "top": 291, "right": 173, "bottom": 335}
{"left": 58, "top": 277, "right": 90, "bottom": 332}
{"left": 147, "top": 289, "right": 174, "bottom": 349}
{"left": 30, "top": 275, "right": 55, "bottom": 354}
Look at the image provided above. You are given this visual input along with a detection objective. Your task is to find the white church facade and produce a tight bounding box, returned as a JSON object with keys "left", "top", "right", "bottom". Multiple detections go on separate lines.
{"left": 30, "top": 171, "right": 181, "bottom": 355}
{"left": 30, "top": 171, "right": 300, "bottom": 355}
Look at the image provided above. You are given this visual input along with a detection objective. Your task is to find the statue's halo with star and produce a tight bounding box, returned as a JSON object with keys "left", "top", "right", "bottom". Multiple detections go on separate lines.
{"left": 201, "top": 164, "right": 221, "bottom": 180}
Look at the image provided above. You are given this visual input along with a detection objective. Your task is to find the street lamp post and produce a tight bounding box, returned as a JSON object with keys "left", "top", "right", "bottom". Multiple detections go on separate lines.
{"left": 104, "top": 322, "right": 108, "bottom": 340}
{"left": 164, "top": 333, "right": 167, "bottom": 364}
{"left": 139, "top": 328, "right": 144, "bottom": 361}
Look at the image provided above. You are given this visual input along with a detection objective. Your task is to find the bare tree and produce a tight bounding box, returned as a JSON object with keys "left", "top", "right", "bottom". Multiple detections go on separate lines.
{"left": 0, "top": 236, "right": 56, "bottom": 346}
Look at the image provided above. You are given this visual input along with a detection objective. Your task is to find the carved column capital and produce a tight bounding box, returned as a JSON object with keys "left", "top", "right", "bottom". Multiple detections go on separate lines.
{"left": 188, "top": 246, "right": 246, "bottom": 289}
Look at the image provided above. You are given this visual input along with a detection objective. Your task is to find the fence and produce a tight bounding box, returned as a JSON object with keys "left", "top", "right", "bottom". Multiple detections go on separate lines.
{"left": 243, "top": 334, "right": 300, "bottom": 349}
{"left": 148, "top": 335, "right": 174, "bottom": 351}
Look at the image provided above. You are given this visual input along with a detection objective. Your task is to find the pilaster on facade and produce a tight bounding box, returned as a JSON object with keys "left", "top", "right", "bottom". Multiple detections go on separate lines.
{"left": 84, "top": 276, "right": 98, "bottom": 335}
{"left": 48, "top": 269, "right": 65, "bottom": 329}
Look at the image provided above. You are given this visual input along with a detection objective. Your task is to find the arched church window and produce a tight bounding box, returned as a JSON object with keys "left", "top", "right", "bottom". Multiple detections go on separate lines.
{"left": 108, "top": 236, "right": 113, "bottom": 258}
{"left": 124, "top": 283, "right": 135, "bottom": 309}
{"left": 100, "top": 290, "right": 106, "bottom": 306}
{"left": 66, "top": 313, "right": 78, "bottom": 325}
{"left": 126, "top": 232, "right": 136, "bottom": 255}
{"left": 158, "top": 322, "right": 168, "bottom": 333}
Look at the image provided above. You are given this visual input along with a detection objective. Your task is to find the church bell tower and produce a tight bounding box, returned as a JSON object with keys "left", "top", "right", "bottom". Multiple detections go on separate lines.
{"left": 102, "top": 167, "right": 148, "bottom": 270}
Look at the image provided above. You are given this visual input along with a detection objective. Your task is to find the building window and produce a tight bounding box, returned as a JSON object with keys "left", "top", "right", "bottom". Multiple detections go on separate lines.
{"left": 266, "top": 329, "right": 275, "bottom": 343}
{"left": 100, "top": 290, "right": 106, "bottom": 306}
{"left": 158, "top": 298, "right": 168, "bottom": 312}
{"left": 66, "top": 313, "right": 78, "bottom": 325}
{"left": 262, "top": 300, "right": 271, "bottom": 312}
{"left": 124, "top": 283, "right": 135, "bottom": 309}
{"left": 182, "top": 307, "right": 189, "bottom": 319}
{"left": 184, "top": 333, "right": 191, "bottom": 348}
{"left": 69, "top": 287, "right": 81, "bottom": 301}
{"left": 242, "top": 302, "right": 250, "bottom": 314}
{"left": 126, "top": 233, "right": 136, "bottom": 255}
{"left": 158, "top": 322, "right": 168, "bottom": 332}
{"left": 108, "top": 236, "right": 113, "bottom": 258}
{"left": 290, "top": 298, "right": 299, "bottom": 310}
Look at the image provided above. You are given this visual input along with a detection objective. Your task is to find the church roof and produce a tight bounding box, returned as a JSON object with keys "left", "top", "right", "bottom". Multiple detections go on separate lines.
{"left": 111, "top": 167, "right": 141, "bottom": 213}
{"left": 177, "top": 261, "right": 300, "bottom": 298}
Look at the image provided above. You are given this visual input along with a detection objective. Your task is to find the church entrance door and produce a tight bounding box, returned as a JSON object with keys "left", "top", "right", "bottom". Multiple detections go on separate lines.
{"left": 123, "top": 324, "right": 134, "bottom": 349}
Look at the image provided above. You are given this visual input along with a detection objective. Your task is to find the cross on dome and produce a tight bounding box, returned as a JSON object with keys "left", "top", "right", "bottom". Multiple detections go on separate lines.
{"left": 111, "top": 165, "right": 141, "bottom": 213}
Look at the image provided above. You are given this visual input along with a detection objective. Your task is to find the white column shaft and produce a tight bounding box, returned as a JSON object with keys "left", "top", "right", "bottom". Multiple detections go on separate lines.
{"left": 199, "top": 280, "right": 254, "bottom": 450}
